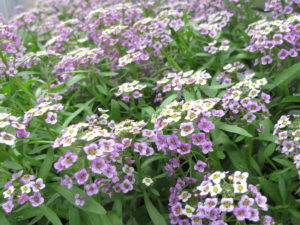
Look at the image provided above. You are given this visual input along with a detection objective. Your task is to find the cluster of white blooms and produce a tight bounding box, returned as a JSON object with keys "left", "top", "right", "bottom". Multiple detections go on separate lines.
{"left": 154, "top": 70, "right": 211, "bottom": 93}
{"left": 204, "top": 40, "right": 230, "bottom": 54}
{"left": 115, "top": 80, "right": 147, "bottom": 101}
{"left": 197, "top": 171, "right": 249, "bottom": 196}
{"left": 152, "top": 98, "right": 219, "bottom": 131}
{"left": 194, "top": 11, "right": 233, "bottom": 37}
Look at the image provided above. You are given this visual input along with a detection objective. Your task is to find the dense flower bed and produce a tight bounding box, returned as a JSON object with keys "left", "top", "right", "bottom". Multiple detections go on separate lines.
{"left": 0, "top": 0, "right": 300, "bottom": 224}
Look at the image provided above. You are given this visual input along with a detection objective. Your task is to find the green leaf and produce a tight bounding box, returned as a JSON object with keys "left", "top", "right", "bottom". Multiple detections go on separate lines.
{"left": 40, "top": 205, "right": 63, "bottom": 225}
{"left": 205, "top": 83, "right": 233, "bottom": 90}
{"left": 0, "top": 211, "right": 10, "bottom": 225}
{"left": 100, "top": 72, "right": 119, "bottom": 77}
{"left": 141, "top": 155, "right": 168, "bottom": 169}
{"left": 144, "top": 192, "right": 167, "bottom": 225}
{"left": 215, "top": 121, "right": 253, "bottom": 137}
{"left": 50, "top": 184, "right": 106, "bottom": 215}
{"left": 2, "top": 161, "right": 22, "bottom": 170}
{"left": 111, "top": 99, "right": 121, "bottom": 122}
{"left": 69, "top": 207, "right": 81, "bottom": 225}
{"left": 268, "top": 62, "right": 300, "bottom": 90}
{"left": 66, "top": 75, "right": 86, "bottom": 88}
{"left": 39, "top": 147, "right": 54, "bottom": 179}
{"left": 63, "top": 98, "right": 95, "bottom": 127}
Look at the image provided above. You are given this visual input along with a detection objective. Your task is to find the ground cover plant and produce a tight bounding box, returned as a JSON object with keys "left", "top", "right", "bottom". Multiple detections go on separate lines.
{"left": 0, "top": 0, "right": 300, "bottom": 224}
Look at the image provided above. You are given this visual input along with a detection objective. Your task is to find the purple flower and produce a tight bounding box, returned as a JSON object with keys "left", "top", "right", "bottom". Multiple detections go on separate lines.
{"left": 167, "top": 134, "right": 180, "bottom": 151}
{"left": 30, "top": 192, "right": 44, "bottom": 207}
{"left": 45, "top": 112, "right": 58, "bottom": 124}
{"left": 247, "top": 101, "right": 261, "bottom": 113}
{"left": 90, "top": 157, "right": 107, "bottom": 174}
{"left": 18, "top": 193, "right": 29, "bottom": 205}
{"left": 2, "top": 200, "right": 14, "bottom": 213}
{"left": 75, "top": 194, "right": 85, "bottom": 206}
{"left": 261, "top": 55, "right": 272, "bottom": 65}
{"left": 171, "top": 202, "right": 182, "bottom": 216}
{"left": 177, "top": 142, "right": 191, "bottom": 155}
{"left": 60, "top": 175, "right": 73, "bottom": 189}
{"left": 74, "top": 168, "right": 89, "bottom": 185}
{"left": 194, "top": 160, "right": 207, "bottom": 172}
{"left": 16, "top": 129, "right": 30, "bottom": 138}
{"left": 201, "top": 141, "right": 213, "bottom": 154}
{"left": 198, "top": 118, "right": 215, "bottom": 133}
{"left": 238, "top": 195, "right": 254, "bottom": 207}
{"left": 248, "top": 208, "right": 260, "bottom": 222}
{"left": 180, "top": 122, "right": 195, "bottom": 137}
{"left": 255, "top": 194, "right": 268, "bottom": 211}
{"left": 30, "top": 178, "right": 45, "bottom": 192}
{"left": 243, "top": 113, "right": 256, "bottom": 123}
{"left": 120, "top": 179, "right": 133, "bottom": 193}
{"left": 278, "top": 48, "right": 289, "bottom": 60}
{"left": 190, "top": 133, "right": 206, "bottom": 146}
{"left": 83, "top": 143, "right": 102, "bottom": 160}
{"left": 282, "top": 141, "right": 294, "bottom": 154}
{"left": 233, "top": 206, "right": 250, "bottom": 221}
{"left": 61, "top": 152, "right": 78, "bottom": 168}
{"left": 84, "top": 183, "right": 99, "bottom": 196}
{"left": 102, "top": 165, "right": 117, "bottom": 179}
{"left": 99, "top": 139, "right": 115, "bottom": 152}
{"left": 205, "top": 198, "right": 218, "bottom": 209}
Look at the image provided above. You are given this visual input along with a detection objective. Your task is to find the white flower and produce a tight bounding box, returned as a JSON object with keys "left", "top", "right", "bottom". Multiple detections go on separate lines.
{"left": 233, "top": 182, "right": 248, "bottom": 194}
{"left": 3, "top": 186, "right": 15, "bottom": 198}
{"left": 20, "top": 184, "right": 31, "bottom": 194}
{"left": 182, "top": 204, "right": 195, "bottom": 218}
{"left": 0, "top": 121, "right": 10, "bottom": 128}
{"left": 209, "top": 184, "right": 222, "bottom": 196}
{"left": 0, "top": 132, "right": 16, "bottom": 146}
{"left": 233, "top": 171, "right": 249, "bottom": 183}
{"left": 178, "top": 191, "right": 191, "bottom": 202}
{"left": 142, "top": 177, "right": 153, "bottom": 186}
{"left": 209, "top": 172, "right": 226, "bottom": 184}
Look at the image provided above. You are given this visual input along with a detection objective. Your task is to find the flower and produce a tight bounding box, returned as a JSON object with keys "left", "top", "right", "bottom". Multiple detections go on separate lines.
{"left": 75, "top": 194, "right": 85, "bottom": 206}
{"left": 233, "top": 206, "right": 250, "bottom": 221}
{"left": 84, "top": 183, "right": 99, "bottom": 196}
{"left": 2, "top": 200, "right": 14, "bottom": 213}
{"left": 198, "top": 118, "right": 215, "bottom": 133}
{"left": 30, "top": 178, "right": 45, "bottom": 192}
{"left": 142, "top": 177, "right": 154, "bottom": 186}
{"left": 0, "top": 132, "right": 16, "bottom": 146}
{"left": 45, "top": 112, "right": 58, "bottom": 124}
{"left": 99, "top": 139, "right": 115, "bottom": 152}
{"left": 83, "top": 143, "right": 102, "bottom": 160}
{"left": 74, "top": 168, "right": 89, "bottom": 185}
{"left": 30, "top": 192, "right": 44, "bottom": 207}
{"left": 180, "top": 122, "right": 195, "bottom": 136}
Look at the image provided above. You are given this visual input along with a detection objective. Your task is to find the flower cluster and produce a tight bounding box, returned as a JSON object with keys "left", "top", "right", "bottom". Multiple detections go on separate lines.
{"left": 193, "top": 11, "right": 233, "bottom": 38}
{"left": 87, "top": 5, "right": 184, "bottom": 68}
{"left": 115, "top": 80, "right": 147, "bottom": 102}
{"left": 0, "top": 23, "right": 25, "bottom": 77}
{"left": 264, "top": 0, "right": 300, "bottom": 19}
{"left": 221, "top": 75, "right": 271, "bottom": 124}
{"left": 153, "top": 70, "right": 211, "bottom": 96}
{"left": 168, "top": 171, "right": 274, "bottom": 224}
{"left": 53, "top": 48, "right": 104, "bottom": 83}
{"left": 53, "top": 110, "right": 153, "bottom": 202}
{"left": 203, "top": 40, "right": 230, "bottom": 54}
{"left": 216, "top": 62, "right": 254, "bottom": 84}
{"left": 23, "top": 94, "right": 63, "bottom": 126}
{"left": 273, "top": 114, "right": 300, "bottom": 177}
{"left": 152, "top": 98, "right": 219, "bottom": 132}
{"left": 1, "top": 171, "right": 45, "bottom": 213}
{"left": 245, "top": 14, "right": 300, "bottom": 66}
